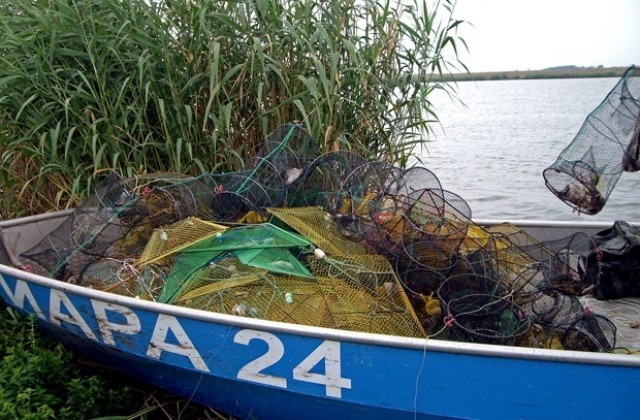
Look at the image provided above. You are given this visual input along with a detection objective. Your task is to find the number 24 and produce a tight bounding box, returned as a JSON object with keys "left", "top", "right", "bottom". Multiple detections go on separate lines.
{"left": 234, "top": 329, "right": 352, "bottom": 398}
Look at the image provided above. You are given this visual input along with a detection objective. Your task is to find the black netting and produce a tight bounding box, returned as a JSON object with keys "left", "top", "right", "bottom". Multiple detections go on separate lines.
{"left": 20, "top": 173, "right": 219, "bottom": 281}
{"left": 544, "top": 65, "right": 640, "bottom": 214}
{"left": 436, "top": 274, "right": 530, "bottom": 345}
{"left": 300, "top": 151, "right": 368, "bottom": 211}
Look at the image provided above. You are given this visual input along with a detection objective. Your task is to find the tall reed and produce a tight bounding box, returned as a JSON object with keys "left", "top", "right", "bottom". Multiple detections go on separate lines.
{"left": 0, "top": 0, "right": 466, "bottom": 217}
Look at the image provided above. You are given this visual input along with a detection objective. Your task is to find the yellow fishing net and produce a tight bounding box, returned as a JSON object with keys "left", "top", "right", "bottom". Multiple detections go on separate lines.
{"left": 311, "top": 254, "right": 425, "bottom": 337}
{"left": 136, "top": 217, "right": 227, "bottom": 267}
{"left": 170, "top": 252, "right": 425, "bottom": 338}
{"left": 267, "top": 206, "right": 372, "bottom": 256}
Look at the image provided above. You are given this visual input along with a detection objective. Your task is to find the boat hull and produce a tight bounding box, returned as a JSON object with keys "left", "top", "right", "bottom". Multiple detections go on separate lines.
{"left": 1, "top": 263, "right": 638, "bottom": 419}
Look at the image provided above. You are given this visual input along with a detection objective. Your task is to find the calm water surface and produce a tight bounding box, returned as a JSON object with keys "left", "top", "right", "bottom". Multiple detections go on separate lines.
{"left": 415, "top": 77, "right": 639, "bottom": 222}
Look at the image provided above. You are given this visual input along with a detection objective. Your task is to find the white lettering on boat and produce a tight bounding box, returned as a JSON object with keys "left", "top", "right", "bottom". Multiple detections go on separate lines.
{"left": 0, "top": 274, "right": 46, "bottom": 320}
{"left": 147, "top": 313, "right": 209, "bottom": 372}
{"left": 92, "top": 300, "right": 141, "bottom": 346}
{"left": 235, "top": 329, "right": 352, "bottom": 398}
{"left": 293, "top": 339, "right": 352, "bottom": 398}
{"left": 235, "top": 329, "right": 288, "bottom": 388}
{"left": 50, "top": 289, "right": 98, "bottom": 341}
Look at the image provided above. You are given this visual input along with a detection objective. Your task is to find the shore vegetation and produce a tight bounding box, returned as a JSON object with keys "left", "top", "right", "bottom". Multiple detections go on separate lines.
{"left": 443, "top": 65, "right": 628, "bottom": 82}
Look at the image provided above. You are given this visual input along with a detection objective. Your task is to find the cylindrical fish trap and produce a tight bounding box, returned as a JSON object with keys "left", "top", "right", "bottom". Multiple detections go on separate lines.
{"left": 210, "top": 168, "right": 284, "bottom": 221}
{"left": 402, "top": 188, "right": 472, "bottom": 271}
{"left": 544, "top": 66, "right": 640, "bottom": 214}
{"left": 397, "top": 265, "right": 448, "bottom": 297}
{"left": 437, "top": 274, "right": 530, "bottom": 345}
{"left": 561, "top": 313, "right": 617, "bottom": 352}
{"left": 301, "top": 151, "right": 368, "bottom": 213}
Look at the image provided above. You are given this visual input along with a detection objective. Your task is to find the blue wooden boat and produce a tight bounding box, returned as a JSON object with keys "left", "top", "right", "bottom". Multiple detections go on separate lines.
{"left": 0, "top": 210, "right": 638, "bottom": 420}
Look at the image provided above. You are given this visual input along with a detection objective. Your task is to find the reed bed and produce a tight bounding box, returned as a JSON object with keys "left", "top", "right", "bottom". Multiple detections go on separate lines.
{"left": 0, "top": 0, "right": 466, "bottom": 218}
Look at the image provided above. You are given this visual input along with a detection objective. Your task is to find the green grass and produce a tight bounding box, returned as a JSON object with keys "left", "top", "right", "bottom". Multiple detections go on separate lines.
{"left": 0, "top": 303, "right": 136, "bottom": 419}
{"left": 0, "top": 301, "right": 237, "bottom": 419}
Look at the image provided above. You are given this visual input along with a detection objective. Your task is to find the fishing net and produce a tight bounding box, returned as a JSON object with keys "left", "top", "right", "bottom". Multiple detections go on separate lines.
{"left": 165, "top": 254, "right": 263, "bottom": 304}
{"left": 136, "top": 217, "right": 228, "bottom": 267}
{"left": 167, "top": 251, "right": 425, "bottom": 337}
{"left": 435, "top": 273, "right": 530, "bottom": 345}
{"left": 19, "top": 172, "right": 219, "bottom": 282}
{"left": 300, "top": 151, "right": 369, "bottom": 211}
{"left": 309, "top": 254, "right": 425, "bottom": 337}
{"left": 267, "top": 206, "right": 372, "bottom": 256}
{"left": 155, "top": 222, "right": 316, "bottom": 303}
{"left": 12, "top": 122, "right": 633, "bottom": 351}
{"left": 544, "top": 65, "right": 640, "bottom": 214}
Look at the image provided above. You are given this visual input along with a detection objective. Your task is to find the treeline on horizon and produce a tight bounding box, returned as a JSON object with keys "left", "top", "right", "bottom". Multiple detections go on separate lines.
{"left": 443, "top": 65, "right": 630, "bottom": 82}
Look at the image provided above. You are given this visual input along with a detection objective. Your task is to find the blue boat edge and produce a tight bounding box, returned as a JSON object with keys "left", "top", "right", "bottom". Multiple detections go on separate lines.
{"left": 1, "top": 253, "right": 638, "bottom": 420}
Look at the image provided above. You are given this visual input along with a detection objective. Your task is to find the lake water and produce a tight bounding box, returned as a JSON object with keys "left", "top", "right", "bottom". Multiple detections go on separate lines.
{"left": 414, "top": 77, "right": 639, "bottom": 222}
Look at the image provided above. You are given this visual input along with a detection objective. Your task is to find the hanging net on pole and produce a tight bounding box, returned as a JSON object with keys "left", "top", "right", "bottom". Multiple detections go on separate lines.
{"left": 544, "top": 65, "right": 640, "bottom": 214}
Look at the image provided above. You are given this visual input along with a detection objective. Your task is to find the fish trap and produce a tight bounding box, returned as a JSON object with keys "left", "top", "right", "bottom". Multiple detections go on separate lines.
{"left": 208, "top": 124, "right": 322, "bottom": 221}
{"left": 544, "top": 65, "right": 640, "bottom": 214}
{"left": 562, "top": 313, "right": 617, "bottom": 351}
{"left": 169, "top": 252, "right": 425, "bottom": 338}
{"left": 517, "top": 285, "right": 617, "bottom": 352}
{"left": 528, "top": 313, "right": 617, "bottom": 352}
{"left": 251, "top": 124, "right": 319, "bottom": 205}
{"left": 19, "top": 172, "right": 223, "bottom": 281}
{"left": 399, "top": 188, "right": 472, "bottom": 271}
{"left": 436, "top": 273, "right": 530, "bottom": 345}
{"left": 209, "top": 164, "right": 286, "bottom": 222}
{"left": 518, "top": 287, "right": 584, "bottom": 328}
{"left": 249, "top": 123, "right": 320, "bottom": 174}
{"left": 267, "top": 206, "right": 372, "bottom": 256}
{"left": 300, "top": 151, "right": 368, "bottom": 212}
{"left": 81, "top": 258, "right": 167, "bottom": 300}
{"left": 393, "top": 166, "right": 443, "bottom": 197}
{"left": 463, "top": 224, "right": 543, "bottom": 289}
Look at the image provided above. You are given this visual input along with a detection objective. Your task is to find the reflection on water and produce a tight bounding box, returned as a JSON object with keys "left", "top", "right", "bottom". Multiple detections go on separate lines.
{"left": 414, "top": 77, "right": 639, "bottom": 221}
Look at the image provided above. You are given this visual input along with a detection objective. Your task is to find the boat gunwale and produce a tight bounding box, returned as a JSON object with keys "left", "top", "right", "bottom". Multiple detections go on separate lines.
{"left": 1, "top": 261, "right": 639, "bottom": 369}
{"left": 2, "top": 209, "right": 633, "bottom": 230}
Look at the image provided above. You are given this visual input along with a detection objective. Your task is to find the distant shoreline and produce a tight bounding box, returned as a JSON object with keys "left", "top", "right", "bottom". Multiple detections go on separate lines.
{"left": 443, "top": 65, "right": 630, "bottom": 82}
